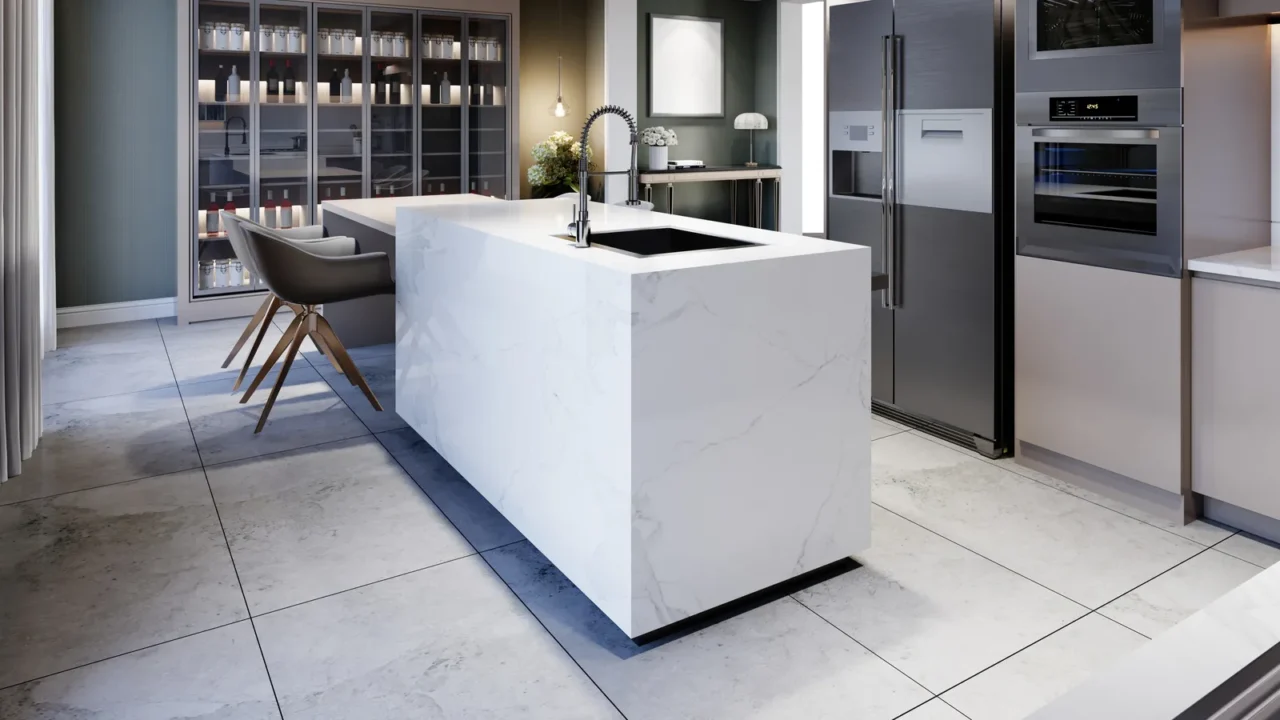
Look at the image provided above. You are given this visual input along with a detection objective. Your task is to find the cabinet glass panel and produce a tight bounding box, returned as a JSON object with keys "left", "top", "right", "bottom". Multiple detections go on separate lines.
{"left": 195, "top": 0, "right": 253, "bottom": 297}
{"left": 317, "top": 7, "right": 364, "bottom": 206}
{"left": 467, "top": 16, "right": 508, "bottom": 199}
{"left": 419, "top": 13, "right": 463, "bottom": 196}
{"left": 371, "top": 10, "right": 415, "bottom": 199}
{"left": 259, "top": 1, "right": 310, "bottom": 241}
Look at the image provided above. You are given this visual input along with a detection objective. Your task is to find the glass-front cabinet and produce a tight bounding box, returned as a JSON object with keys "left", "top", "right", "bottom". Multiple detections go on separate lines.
{"left": 187, "top": 1, "right": 511, "bottom": 302}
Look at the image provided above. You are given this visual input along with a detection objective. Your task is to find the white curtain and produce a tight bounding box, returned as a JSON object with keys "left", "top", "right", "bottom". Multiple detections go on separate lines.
{"left": 0, "top": 0, "right": 52, "bottom": 479}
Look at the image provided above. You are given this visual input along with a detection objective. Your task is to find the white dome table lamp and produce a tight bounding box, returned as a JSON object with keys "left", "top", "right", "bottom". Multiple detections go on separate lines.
{"left": 734, "top": 112, "right": 768, "bottom": 167}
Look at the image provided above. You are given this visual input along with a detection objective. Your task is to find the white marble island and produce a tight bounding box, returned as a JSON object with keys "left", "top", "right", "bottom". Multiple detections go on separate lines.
{"left": 396, "top": 199, "right": 871, "bottom": 639}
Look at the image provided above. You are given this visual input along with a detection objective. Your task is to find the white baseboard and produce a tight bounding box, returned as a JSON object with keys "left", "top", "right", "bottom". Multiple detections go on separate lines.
{"left": 57, "top": 297, "right": 177, "bottom": 329}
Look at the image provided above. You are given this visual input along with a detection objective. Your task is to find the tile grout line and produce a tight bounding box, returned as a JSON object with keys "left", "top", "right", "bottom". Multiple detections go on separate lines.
{"left": 160, "top": 323, "right": 288, "bottom": 720}
{"left": 937, "top": 696, "right": 974, "bottom": 719}
{"left": 908, "top": 430, "right": 1238, "bottom": 549}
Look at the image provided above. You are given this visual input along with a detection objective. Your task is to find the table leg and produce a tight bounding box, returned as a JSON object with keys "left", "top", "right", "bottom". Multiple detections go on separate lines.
{"left": 645, "top": 183, "right": 653, "bottom": 204}
{"left": 747, "top": 176, "right": 757, "bottom": 226}
{"left": 667, "top": 183, "right": 675, "bottom": 214}
{"left": 774, "top": 178, "right": 781, "bottom": 231}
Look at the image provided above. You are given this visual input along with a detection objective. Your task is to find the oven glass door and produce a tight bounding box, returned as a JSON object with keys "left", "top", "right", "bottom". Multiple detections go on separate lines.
{"left": 1017, "top": 126, "right": 1180, "bottom": 276}
{"left": 1036, "top": 0, "right": 1156, "bottom": 53}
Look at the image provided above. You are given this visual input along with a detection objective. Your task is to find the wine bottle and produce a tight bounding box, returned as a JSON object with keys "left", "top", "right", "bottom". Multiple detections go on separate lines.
{"left": 374, "top": 64, "right": 387, "bottom": 105}
{"left": 388, "top": 70, "right": 401, "bottom": 105}
{"left": 280, "top": 190, "right": 293, "bottom": 229}
{"left": 340, "top": 68, "right": 353, "bottom": 103}
{"left": 329, "top": 67, "right": 340, "bottom": 100}
{"left": 227, "top": 65, "right": 241, "bottom": 102}
{"left": 263, "top": 190, "right": 277, "bottom": 228}
{"left": 206, "top": 192, "right": 220, "bottom": 235}
{"left": 283, "top": 60, "right": 296, "bottom": 98}
{"left": 224, "top": 190, "right": 236, "bottom": 214}
{"left": 214, "top": 64, "right": 228, "bottom": 103}
{"left": 439, "top": 72, "right": 451, "bottom": 106}
{"left": 266, "top": 60, "right": 279, "bottom": 100}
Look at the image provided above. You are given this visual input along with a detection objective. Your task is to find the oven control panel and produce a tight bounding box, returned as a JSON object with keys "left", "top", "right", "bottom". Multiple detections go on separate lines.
{"left": 1050, "top": 96, "right": 1139, "bottom": 122}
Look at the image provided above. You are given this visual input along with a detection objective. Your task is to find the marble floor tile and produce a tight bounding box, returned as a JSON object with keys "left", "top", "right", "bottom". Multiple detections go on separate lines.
{"left": 1099, "top": 549, "right": 1263, "bottom": 638}
{"left": 181, "top": 365, "right": 369, "bottom": 466}
{"left": 302, "top": 340, "right": 395, "bottom": 367}
{"left": 56, "top": 319, "right": 161, "bottom": 349}
{"left": 942, "top": 614, "right": 1146, "bottom": 720}
{"left": 206, "top": 436, "right": 474, "bottom": 615}
{"left": 0, "top": 621, "right": 278, "bottom": 719}
{"left": 795, "top": 506, "right": 1086, "bottom": 692}
{"left": 912, "top": 432, "right": 1234, "bottom": 547}
{"left": 0, "top": 470, "right": 247, "bottom": 688}
{"left": 898, "top": 699, "right": 970, "bottom": 720}
{"left": 872, "top": 433, "right": 1204, "bottom": 608}
{"left": 42, "top": 339, "right": 176, "bottom": 406}
{"left": 376, "top": 428, "right": 522, "bottom": 552}
{"left": 484, "top": 541, "right": 932, "bottom": 720}
{"left": 1215, "top": 532, "right": 1280, "bottom": 568}
{"left": 871, "top": 417, "right": 906, "bottom": 441}
{"left": 254, "top": 555, "right": 621, "bottom": 719}
{"left": 314, "top": 352, "right": 406, "bottom": 433}
{"left": 0, "top": 388, "right": 200, "bottom": 505}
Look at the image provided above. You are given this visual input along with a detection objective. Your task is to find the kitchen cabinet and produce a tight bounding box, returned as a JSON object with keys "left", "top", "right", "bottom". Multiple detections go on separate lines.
{"left": 180, "top": 0, "right": 513, "bottom": 321}
{"left": 1192, "top": 276, "right": 1280, "bottom": 525}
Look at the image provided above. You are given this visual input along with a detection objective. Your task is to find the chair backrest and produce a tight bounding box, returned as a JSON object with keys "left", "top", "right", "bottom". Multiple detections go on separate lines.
{"left": 239, "top": 225, "right": 320, "bottom": 305}
{"left": 220, "top": 212, "right": 261, "bottom": 277}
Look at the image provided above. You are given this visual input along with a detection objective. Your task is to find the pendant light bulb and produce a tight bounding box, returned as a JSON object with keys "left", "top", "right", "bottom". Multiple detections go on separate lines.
{"left": 550, "top": 54, "right": 569, "bottom": 118}
{"left": 553, "top": 98, "right": 567, "bottom": 118}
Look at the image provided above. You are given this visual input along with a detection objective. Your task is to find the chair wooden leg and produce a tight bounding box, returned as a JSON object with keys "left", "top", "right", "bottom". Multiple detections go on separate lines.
{"left": 240, "top": 314, "right": 303, "bottom": 404}
{"left": 233, "top": 295, "right": 282, "bottom": 392}
{"left": 309, "top": 330, "right": 345, "bottom": 376}
{"left": 255, "top": 317, "right": 309, "bottom": 434}
{"left": 222, "top": 295, "right": 273, "bottom": 369}
{"left": 314, "top": 315, "right": 383, "bottom": 412}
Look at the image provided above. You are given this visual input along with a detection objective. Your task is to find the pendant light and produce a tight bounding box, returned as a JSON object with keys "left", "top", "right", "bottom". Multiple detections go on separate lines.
{"left": 550, "top": 0, "right": 569, "bottom": 118}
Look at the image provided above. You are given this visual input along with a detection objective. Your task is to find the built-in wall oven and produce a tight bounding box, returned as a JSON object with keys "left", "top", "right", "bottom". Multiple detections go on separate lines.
{"left": 1015, "top": 88, "right": 1182, "bottom": 277}
{"left": 1015, "top": 0, "right": 1182, "bottom": 91}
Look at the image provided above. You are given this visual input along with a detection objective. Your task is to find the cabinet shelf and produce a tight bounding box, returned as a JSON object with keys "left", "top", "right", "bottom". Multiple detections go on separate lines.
{"left": 261, "top": 50, "right": 306, "bottom": 57}
{"left": 200, "top": 48, "right": 251, "bottom": 57}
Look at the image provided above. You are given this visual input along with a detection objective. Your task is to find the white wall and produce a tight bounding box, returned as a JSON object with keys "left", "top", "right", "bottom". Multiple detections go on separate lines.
{"left": 800, "top": 1, "right": 825, "bottom": 235}
{"left": 601, "top": 0, "right": 637, "bottom": 203}
{"left": 777, "top": 1, "right": 802, "bottom": 233}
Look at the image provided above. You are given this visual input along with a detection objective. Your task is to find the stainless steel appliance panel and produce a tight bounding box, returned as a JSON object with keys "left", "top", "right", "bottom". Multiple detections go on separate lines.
{"left": 899, "top": 108, "right": 992, "bottom": 214}
{"left": 827, "top": 0, "right": 893, "bottom": 114}
{"left": 1014, "top": 0, "right": 1182, "bottom": 92}
{"left": 896, "top": 0, "right": 994, "bottom": 109}
{"left": 895, "top": 205, "right": 997, "bottom": 438}
{"left": 830, "top": 196, "right": 894, "bottom": 402}
{"left": 1015, "top": 124, "right": 1182, "bottom": 276}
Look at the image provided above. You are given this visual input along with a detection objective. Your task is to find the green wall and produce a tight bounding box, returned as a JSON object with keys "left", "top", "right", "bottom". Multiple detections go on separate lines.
{"left": 637, "top": 0, "right": 776, "bottom": 223}
{"left": 56, "top": 0, "right": 178, "bottom": 307}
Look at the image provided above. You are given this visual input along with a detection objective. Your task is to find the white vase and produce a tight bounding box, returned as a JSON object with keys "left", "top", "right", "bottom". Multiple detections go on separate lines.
{"left": 647, "top": 145, "right": 668, "bottom": 171}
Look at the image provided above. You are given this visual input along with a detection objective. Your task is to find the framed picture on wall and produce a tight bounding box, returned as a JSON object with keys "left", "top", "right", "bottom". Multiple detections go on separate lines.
{"left": 648, "top": 14, "right": 724, "bottom": 118}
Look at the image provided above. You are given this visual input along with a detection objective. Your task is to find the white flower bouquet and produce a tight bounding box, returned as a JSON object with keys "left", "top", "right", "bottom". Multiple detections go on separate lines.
{"left": 640, "top": 126, "right": 678, "bottom": 147}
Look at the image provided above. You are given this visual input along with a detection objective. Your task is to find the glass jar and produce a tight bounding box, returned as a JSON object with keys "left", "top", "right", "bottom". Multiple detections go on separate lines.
{"left": 229, "top": 23, "right": 245, "bottom": 51}
{"left": 342, "top": 28, "right": 356, "bottom": 55}
{"left": 422, "top": 35, "right": 433, "bottom": 59}
{"left": 393, "top": 32, "right": 407, "bottom": 58}
{"left": 316, "top": 28, "right": 330, "bottom": 54}
{"left": 214, "top": 22, "right": 230, "bottom": 50}
{"left": 242, "top": 264, "right": 252, "bottom": 286}
{"left": 488, "top": 37, "right": 499, "bottom": 61}
{"left": 273, "top": 25, "right": 288, "bottom": 54}
{"left": 287, "top": 26, "right": 302, "bottom": 54}
{"left": 214, "top": 259, "right": 230, "bottom": 288}
{"left": 442, "top": 35, "right": 454, "bottom": 59}
{"left": 368, "top": 31, "right": 382, "bottom": 56}
{"left": 260, "top": 24, "right": 275, "bottom": 52}
{"left": 199, "top": 261, "right": 215, "bottom": 290}
{"left": 228, "top": 260, "right": 244, "bottom": 287}
{"left": 200, "top": 22, "right": 216, "bottom": 50}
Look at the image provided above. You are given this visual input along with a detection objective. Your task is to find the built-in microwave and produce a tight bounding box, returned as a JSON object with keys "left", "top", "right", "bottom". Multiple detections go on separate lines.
{"left": 1015, "top": 89, "right": 1182, "bottom": 277}
{"left": 1015, "top": 0, "right": 1182, "bottom": 92}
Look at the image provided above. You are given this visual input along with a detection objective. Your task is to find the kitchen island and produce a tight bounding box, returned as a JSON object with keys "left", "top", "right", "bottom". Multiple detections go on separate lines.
{"left": 396, "top": 198, "right": 871, "bottom": 639}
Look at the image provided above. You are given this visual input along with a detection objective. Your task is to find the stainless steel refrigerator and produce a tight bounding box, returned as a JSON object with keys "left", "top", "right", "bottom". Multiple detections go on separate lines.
{"left": 826, "top": 0, "right": 1014, "bottom": 457}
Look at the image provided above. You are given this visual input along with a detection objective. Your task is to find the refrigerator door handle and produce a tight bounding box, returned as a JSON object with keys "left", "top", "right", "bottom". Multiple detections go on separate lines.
{"left": 880, "top": 36, "right": 891, "bottom": 309}
{"left": 883, "top": 35, "right": 902, "bottom": 310}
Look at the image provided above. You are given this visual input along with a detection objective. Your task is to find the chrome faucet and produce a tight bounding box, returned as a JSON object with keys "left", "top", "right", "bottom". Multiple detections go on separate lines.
{"left": 224, "top": 116, "right": 248, "bottom": 157}
{"left": 570, "top": 105, "right": 642, "bottom": 248}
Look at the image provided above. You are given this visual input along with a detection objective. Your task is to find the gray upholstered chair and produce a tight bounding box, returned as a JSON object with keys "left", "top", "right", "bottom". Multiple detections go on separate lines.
{"left": 237, "top": 224, "right": 395, "bottom": 433}
{"left": 220, "top": 212, "right": 357, "bottom": 391}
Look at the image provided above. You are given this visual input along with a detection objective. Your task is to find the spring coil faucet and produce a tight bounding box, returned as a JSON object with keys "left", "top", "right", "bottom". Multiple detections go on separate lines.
{"left": 569, "top": 105, "right": 643, "bottom": 248}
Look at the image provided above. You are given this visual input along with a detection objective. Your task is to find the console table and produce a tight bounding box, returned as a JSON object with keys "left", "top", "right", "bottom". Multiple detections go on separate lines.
{"left": 639, "top": 165, "right": 782, "bottom": 230}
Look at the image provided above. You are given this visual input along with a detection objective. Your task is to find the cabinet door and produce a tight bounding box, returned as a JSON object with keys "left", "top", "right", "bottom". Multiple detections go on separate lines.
{"left": 1193, "top": 278, "right": 1280, "bottom": 522}
{"left": 315, "top": 6, "right": 365, "bottom": 207}
{"left": 258, "top": 1, "right": 311, "bottom": 236}
{"left": 369, "top": 9, "right": 415, "bottom": 200}
{"left": 466, "top": 14, "right": 509, "bottom": 199}
{"left": 419, "top": 12, "right": 464, "bottom": 196}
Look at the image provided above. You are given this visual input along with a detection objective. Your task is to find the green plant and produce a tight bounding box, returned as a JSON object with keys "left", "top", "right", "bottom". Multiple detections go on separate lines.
{"left": 527, "top": 130, "right": 593, "bottom": 193}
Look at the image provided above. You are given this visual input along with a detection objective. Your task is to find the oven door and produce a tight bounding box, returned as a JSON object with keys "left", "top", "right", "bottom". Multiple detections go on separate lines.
{"left": 1015, "top": 0, "right": 1182, "bottom": 92}
{"left": 1016, "top": 125, "right": 1181, "bottom": 277}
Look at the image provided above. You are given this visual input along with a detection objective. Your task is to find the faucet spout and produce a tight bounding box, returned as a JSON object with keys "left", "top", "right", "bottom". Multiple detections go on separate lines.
{"left": 571, "top": 105, "right": 642, "bottom": 249}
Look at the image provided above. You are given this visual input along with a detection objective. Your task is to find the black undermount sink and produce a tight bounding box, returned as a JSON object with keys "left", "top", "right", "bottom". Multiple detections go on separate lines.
{"left": 587, "top": 227, "right": 760, "bottom": 256}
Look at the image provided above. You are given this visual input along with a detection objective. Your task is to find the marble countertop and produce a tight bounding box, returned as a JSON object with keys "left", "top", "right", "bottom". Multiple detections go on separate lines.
{"left": 398, "top": 196, "right": 860, "bottom": 275}
{"left": 321, "top": 194, "right": 499, "bottom": 235}
{"left": 1188, "top": 246, "right": 1280, "bottom": 285}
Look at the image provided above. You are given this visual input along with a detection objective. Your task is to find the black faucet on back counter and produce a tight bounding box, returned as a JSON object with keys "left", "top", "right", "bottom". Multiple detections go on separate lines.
{"left": 569, "top": 105, "right": 643, "bottom": 249}
{"left": 224, "top": 116, "right": 248, "bottom": 157}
